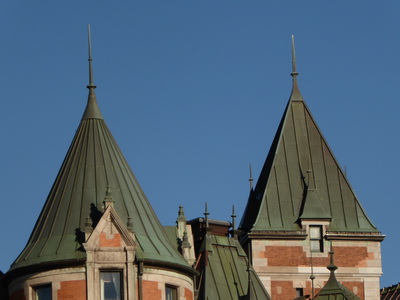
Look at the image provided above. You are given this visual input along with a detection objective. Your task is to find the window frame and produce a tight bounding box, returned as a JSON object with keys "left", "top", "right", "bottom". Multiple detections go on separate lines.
{"left": 296, "top": 287, "right": 304, "bottom": 297}
{"left": 34, "top": 284, "right": 52, "bottom": 300}
{"left": 309, "top": 225, "right": 324, "bottom": 253}
{"left": 165, "top": 284, "right": 178, "bottom": 300}
{"left": 100, "top": 270, "right": 123, "bottom": 300}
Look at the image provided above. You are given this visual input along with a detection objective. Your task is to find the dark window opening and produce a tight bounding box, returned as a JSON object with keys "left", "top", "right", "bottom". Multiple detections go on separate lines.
{"left": 166, "top": 285, "right": 178, "bottom": 300}
{"left": 35, "top": 284, "right": 52, "bottom": 300}
{"left": 100, "top": 271, "right": 122, "bottom": 300}
{"left": 296, "top": 288, "right": 304, "bottom": 297}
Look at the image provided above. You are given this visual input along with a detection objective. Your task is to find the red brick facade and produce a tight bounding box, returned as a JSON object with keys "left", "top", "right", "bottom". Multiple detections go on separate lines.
{"left": 99, "top": 232, "right": 122, "bottom": 247}
{"left": 342, "top": 281, "right": 364, "bottom": 299}
{"left": 142, "top": 280, "right": 162, "bottom": 300}
{"left": 184, "top": 287, "right": 193, "bottom": 300}
{"left": 265, "top": 245, "right": 370, "bottom": 268}
{"left": 58, "top": 280, "right": 87, "bottom": 300}
{"left": 271, "top": 280, "right": 364, "bottom": 299}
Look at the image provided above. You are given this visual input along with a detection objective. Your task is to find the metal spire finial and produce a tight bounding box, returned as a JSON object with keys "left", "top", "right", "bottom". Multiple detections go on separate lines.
{"left": 291, "top": 35, "right": 298, "bottom": 80}
{"left": 87, "top": 24, "right": 96, "bottom": 90}
{"left": 231, "top": 205, "right": 236, "bottom": 231}
{"left": 289, "top": 35, "right": 304, "bottom": 101}
{"left": 249, "top": 164, "right": 253, "bottom": 190}
{"left": 204, "top": 202, "right": 210, "bottom": 233}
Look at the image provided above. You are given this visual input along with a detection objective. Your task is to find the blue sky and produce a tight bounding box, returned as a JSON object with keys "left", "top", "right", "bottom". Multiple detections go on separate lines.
{"left": 0, "top": 1, "right": 399, "bottom": 288}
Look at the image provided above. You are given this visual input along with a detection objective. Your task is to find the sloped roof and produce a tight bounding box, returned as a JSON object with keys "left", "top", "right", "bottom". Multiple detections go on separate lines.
{"left": 380, "top": 283, "right": 400, "bottom": 300}
{"left": 315, "top": 254, "right": 360, "bottom": 300}
{"left": 240, "top": 63, "right": 379, "bottom": 234}
{"left": 197, "top": 235, "right": 271, "bottom": 300}
{"left": 10, "top": 67, "right": 191, "bottom": 274}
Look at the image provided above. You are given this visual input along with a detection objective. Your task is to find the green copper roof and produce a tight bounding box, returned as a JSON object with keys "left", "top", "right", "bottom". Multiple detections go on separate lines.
{"left": 240, "top": 46, "right": 380, "bottom": 234}
{"left": 316, "top": 253, "right": 360, "bottom": 299}
{"left": 197, "top": 235, "right": 271, "bottom": 300}
{"left": 10, "top": 45, "right": 190, "bottom": 273}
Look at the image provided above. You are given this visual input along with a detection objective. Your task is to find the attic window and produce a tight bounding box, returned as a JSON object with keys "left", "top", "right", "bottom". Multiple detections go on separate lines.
{"left": 309, "top": 225, "right": 323, "bottom": 252}
{"left": 35, "top": 284, "right": 52, "bottom": 300}
{"left": 100, "top": 271, "right": 122, "bottom": 300}
{"left": 166, "top": 285, "right": 178, "bottom": 300}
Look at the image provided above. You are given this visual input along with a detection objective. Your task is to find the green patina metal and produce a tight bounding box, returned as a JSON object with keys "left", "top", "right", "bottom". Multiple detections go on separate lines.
{"left": 10, "top": 30, "right": 190, "bottom": 273}
{"left": 315, "top": 252, "right": 360, "bottom": 300}
{"left": 198, "top": 235, "right": 271, "bottom": 300}
{"left": 240, "top": 37, "right": 380, "bottom": 234}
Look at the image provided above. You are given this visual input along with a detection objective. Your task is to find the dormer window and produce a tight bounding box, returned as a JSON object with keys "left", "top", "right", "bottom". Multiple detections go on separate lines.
{"left": 309, "top": 225, "right": 323, "bottom": 252}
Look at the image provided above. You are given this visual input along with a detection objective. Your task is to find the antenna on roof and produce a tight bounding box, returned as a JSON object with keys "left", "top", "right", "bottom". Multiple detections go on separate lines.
{"left": 249, "top": 164, "right": 254, "bottom": 190}
{"left": 87, "top": 24, "right": 96, "bottom": 90}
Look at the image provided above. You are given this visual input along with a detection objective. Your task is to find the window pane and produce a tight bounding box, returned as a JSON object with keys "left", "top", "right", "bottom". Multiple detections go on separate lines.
{"left": 36, "top": 285, "right": 52, "bottom": 300}
{"left": 310, "top": 226, "right": 321, "bottom": 239}
{"left": 166, "top": 285, "right": 177, "bottom": 300}
{"left": 101, "top": 272, "right": 122, "bottom": 300}
{"left": 310, "top": 240, "right": 321, "bottom": 252}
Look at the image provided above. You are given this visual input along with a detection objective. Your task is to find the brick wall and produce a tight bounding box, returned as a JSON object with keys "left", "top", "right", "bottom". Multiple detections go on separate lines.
{"left": 264, "top": 246, "right": 370, "bottom": 267}
{"left": 142, "top": 280, "right": 162, "bottom": 300}
{"left": 184, "top": 287, "right": 193, "bottom": 300}
{"left": 58, "top": 280, "right": 87, "bottom": 300}
{"left": 342, "top": 281, "right": 364, "bottom": 299}
{"left": 252, "top": 239, "right": 382, "bottom": 300}
{"left": 99, "top": 232, "right": 122, "bottom": 247}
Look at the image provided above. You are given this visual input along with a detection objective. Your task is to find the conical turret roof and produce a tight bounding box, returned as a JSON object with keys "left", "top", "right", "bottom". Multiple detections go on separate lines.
{"left": 10, "top": 31, "right": 190, "bottom": 273}
{"left": 240, "top": 37, "right": 380, "bottom": 234}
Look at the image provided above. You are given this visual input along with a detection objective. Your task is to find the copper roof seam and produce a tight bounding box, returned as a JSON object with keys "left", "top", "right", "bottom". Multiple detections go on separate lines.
{"left": 13, "top": 120, "right": 85, "bottom": 265}
{"left": 91, "top": 121, "right": 99, "bottom": 214}
{"left": 100, "top": 122, "right": 170, "bottom": 257}
{"left": 274, "top": 166, "right": 285, "bottom": 228}
{"left": 224, "top": 251, "right": 237, "bottom": 298}
{"left": 228, "top": 246, "right": 244, "bottom": 294}
{"left": 54, "top": 122, "right": 89, "bottom": 254}
{"left": 75, "top": 121, "right": 93, "bottom": 235}
{"left": 29, "top": 122, "right": 87, "bottom": 257}
{"left": 304, "top": 103, "right": 316, "bottom": 190}
{"left": 114, "top": 153, "right": 180, "bottom": 258}
{"left": 54, "top": 121, "right": 89, "bottom": 254}
{"left": 282, "top": 134, "right": 296, "bottom": 217}
{"left": 337, "top": 168, "right": 349, "bottom": 229}
{"left": 321, "top": 134, "right": 334, "bottom": 220}
{"left": 81, "top": 119, "right": 91, "bottom": 211}
{"left": 99, "top": 124, "right": 145, "bottom": 229}
{"left": 100, "top": 123, "right": 130, "bottom": 216}
{"left": 97, "top": 121, "right": 110, "bottom": 195}
{"left": 353, "top": 193, "right": 361, "bottom": 229}
{"left": 301, "top": 101, "right": 377, "bottom": 230}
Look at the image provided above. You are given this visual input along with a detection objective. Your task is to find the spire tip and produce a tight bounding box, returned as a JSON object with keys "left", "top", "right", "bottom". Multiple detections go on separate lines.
{"left": 87, "top": 24, "right": 96, "bottom": 89}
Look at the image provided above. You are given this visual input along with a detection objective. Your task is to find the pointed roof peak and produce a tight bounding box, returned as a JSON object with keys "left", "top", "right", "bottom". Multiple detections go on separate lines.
{"left": 82, "top": 25, "right": 103, "bottom": 120}
{"left": 289, "top": 35, "right": 304, "bottom": 101}
{"left": 316, "top": 251, "right": 360, "bottom": 299}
